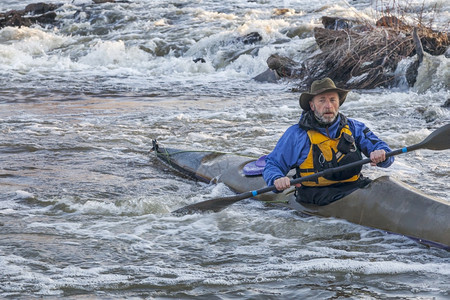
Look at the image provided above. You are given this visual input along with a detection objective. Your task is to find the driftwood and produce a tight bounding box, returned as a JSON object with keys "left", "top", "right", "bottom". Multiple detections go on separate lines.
{"left": 258, "top": 16, "right": 449, "bottom": 90}
{"left": 308, "top": 25, "right": 419, "bottom": 89}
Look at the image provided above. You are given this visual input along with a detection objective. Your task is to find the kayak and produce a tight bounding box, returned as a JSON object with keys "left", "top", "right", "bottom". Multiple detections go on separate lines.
{"left": 152, "top": 140, "right": 450, "bottom": 250}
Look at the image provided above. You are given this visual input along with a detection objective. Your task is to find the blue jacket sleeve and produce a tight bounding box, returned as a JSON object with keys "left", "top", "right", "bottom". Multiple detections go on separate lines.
{"left": 263, "top": 125, "right": 310, "bottom": 186}
{"left": 348, "top": 119, "right": 394, "bottom": 168}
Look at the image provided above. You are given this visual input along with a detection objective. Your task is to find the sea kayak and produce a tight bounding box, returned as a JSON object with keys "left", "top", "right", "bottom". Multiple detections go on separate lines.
{"left": 152, "top": 140, "right": 450, "bottom": 250}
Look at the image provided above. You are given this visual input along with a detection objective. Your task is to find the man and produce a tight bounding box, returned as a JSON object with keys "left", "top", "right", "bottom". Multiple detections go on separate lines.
{"left": 263, "top": 77, "right": 394, "bottom": 206}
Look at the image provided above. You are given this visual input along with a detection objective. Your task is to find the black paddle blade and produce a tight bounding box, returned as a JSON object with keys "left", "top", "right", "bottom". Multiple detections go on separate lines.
{"left": 419, "top": 123, "right": 450, "bottom": 151}
{"left": 172, "top": 194, "right": 245, "bottom": 215}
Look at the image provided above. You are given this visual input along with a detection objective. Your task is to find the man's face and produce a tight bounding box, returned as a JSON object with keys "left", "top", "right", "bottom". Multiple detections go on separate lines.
{"left": 310, "top": 91, "right": 340, "bottom": 124}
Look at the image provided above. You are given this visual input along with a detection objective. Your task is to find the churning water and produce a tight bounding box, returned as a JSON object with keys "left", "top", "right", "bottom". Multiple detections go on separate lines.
{"left": 0, "top": 0, "right": 449, "bottom": 298}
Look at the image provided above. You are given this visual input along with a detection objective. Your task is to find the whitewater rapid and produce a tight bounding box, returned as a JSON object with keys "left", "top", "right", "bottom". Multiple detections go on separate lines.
{"left": 0, "top": 0, "right": 449, "bottom": 298}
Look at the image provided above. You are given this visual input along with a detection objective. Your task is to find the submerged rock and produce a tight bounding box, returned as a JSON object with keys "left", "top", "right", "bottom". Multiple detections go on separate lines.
{"left": 193, "top": 58, "right": 206, "bottom": 63}
{"left": 238, "top": 32, "right": 262, "bottom": 45}
{"left": 443, "top": 99, "right": 450, "bottom": 108}
{"left": 415, "top": 106, "right": 441, "bottom": 123}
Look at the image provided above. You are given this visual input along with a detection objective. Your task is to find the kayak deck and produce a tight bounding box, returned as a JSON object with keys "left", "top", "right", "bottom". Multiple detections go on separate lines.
{"left": 152, "top": 141, "right": 450, "bottom": 250}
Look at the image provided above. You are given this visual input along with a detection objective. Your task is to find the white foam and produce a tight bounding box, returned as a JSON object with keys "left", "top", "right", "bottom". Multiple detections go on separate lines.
{"left": 414, "top": 54, "right": 450, "bottom": 93}
{"left": 78, "top": 40, "right": 148, "bottom": 69}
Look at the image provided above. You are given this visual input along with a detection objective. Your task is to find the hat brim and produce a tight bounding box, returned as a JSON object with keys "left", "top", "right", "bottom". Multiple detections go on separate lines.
{"left": 299, "top": 88, "right": 349, "bottom": 111}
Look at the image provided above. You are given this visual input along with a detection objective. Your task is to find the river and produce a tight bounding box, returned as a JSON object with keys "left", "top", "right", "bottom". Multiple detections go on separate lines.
{"left": 0, "top": 0, "right": 449, "bottom": 298}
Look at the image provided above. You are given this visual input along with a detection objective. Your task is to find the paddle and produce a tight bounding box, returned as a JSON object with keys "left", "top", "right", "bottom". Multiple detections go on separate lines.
{"left": 172, "top": 123, "right": 450, "bottom": 215}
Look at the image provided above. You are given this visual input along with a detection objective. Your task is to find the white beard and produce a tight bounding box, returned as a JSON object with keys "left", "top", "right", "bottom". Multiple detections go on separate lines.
{"left": 313, "top": 110, "right": 337, "bottom": 125}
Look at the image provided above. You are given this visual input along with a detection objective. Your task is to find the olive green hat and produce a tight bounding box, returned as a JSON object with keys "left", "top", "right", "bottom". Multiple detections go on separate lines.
{"left": 299, "top": 77, "right": 349, "bottom": 111}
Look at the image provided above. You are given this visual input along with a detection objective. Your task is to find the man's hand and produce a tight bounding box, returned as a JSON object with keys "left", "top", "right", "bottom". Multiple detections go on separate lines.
{"left": 274, "top": 176, "right": 301, "bottom": 191}
{"left": 370, "top": 149, "right": 386, "bottom": 166}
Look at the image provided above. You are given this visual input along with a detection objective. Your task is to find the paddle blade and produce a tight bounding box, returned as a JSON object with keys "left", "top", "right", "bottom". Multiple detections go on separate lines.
{"left": 172, "top": 194, "right": 246, "bottom": 215}
{"left": 418, "top": 123, "right": 450, "bottom": 151}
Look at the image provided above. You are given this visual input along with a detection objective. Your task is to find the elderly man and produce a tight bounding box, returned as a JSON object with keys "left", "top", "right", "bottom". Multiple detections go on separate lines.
{"left": 263, "top": 78, "right": 394, "bottom": 206}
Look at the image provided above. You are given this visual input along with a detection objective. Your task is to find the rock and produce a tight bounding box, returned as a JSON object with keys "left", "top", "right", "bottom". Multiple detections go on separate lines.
{"left": 405, "top": 59, "right": 420, "bottom": 86}
{"left": 1, "top": 11, "right": 32, "bottom": 27}
{"left": 193, "top": 58, "right": 206, "bottom": 63}
{"left": 273, "top": 8, "right": 292, "bottom": 16}
{"left": 24, "top": 3, "right": 58, "bottom": 15}
{"left": 415, "top": 106, "right": 439, "bottom": 123}
{"left": 281, "top": 26, "right": 313, "bottom": 39}
{"left": 442, "top": 99, "right": 450, "bottom": 108}
{"left": 266, "top": 54, "right": 297, "bottom": 77}
{"left": 238, "top": 32, "right": 262, "bottom": 45}
{"left": 252, "top": 68, "right": 279, "bottom": 83}
{"left": 0, "top": 2, "right": 60, "bottom": 29}
{"left": 321, "top": 16, "right": 354, "bottom": 30}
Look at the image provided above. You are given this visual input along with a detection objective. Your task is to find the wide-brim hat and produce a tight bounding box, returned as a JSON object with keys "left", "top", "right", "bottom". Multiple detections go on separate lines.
{"left": 299, "top": 78, "right": 349, "bottom": 111}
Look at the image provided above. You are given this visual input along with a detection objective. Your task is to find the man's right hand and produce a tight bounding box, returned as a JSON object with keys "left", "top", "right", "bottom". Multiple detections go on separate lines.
{"left": 274, "top": 177, "right": 301, "bottom": 191}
